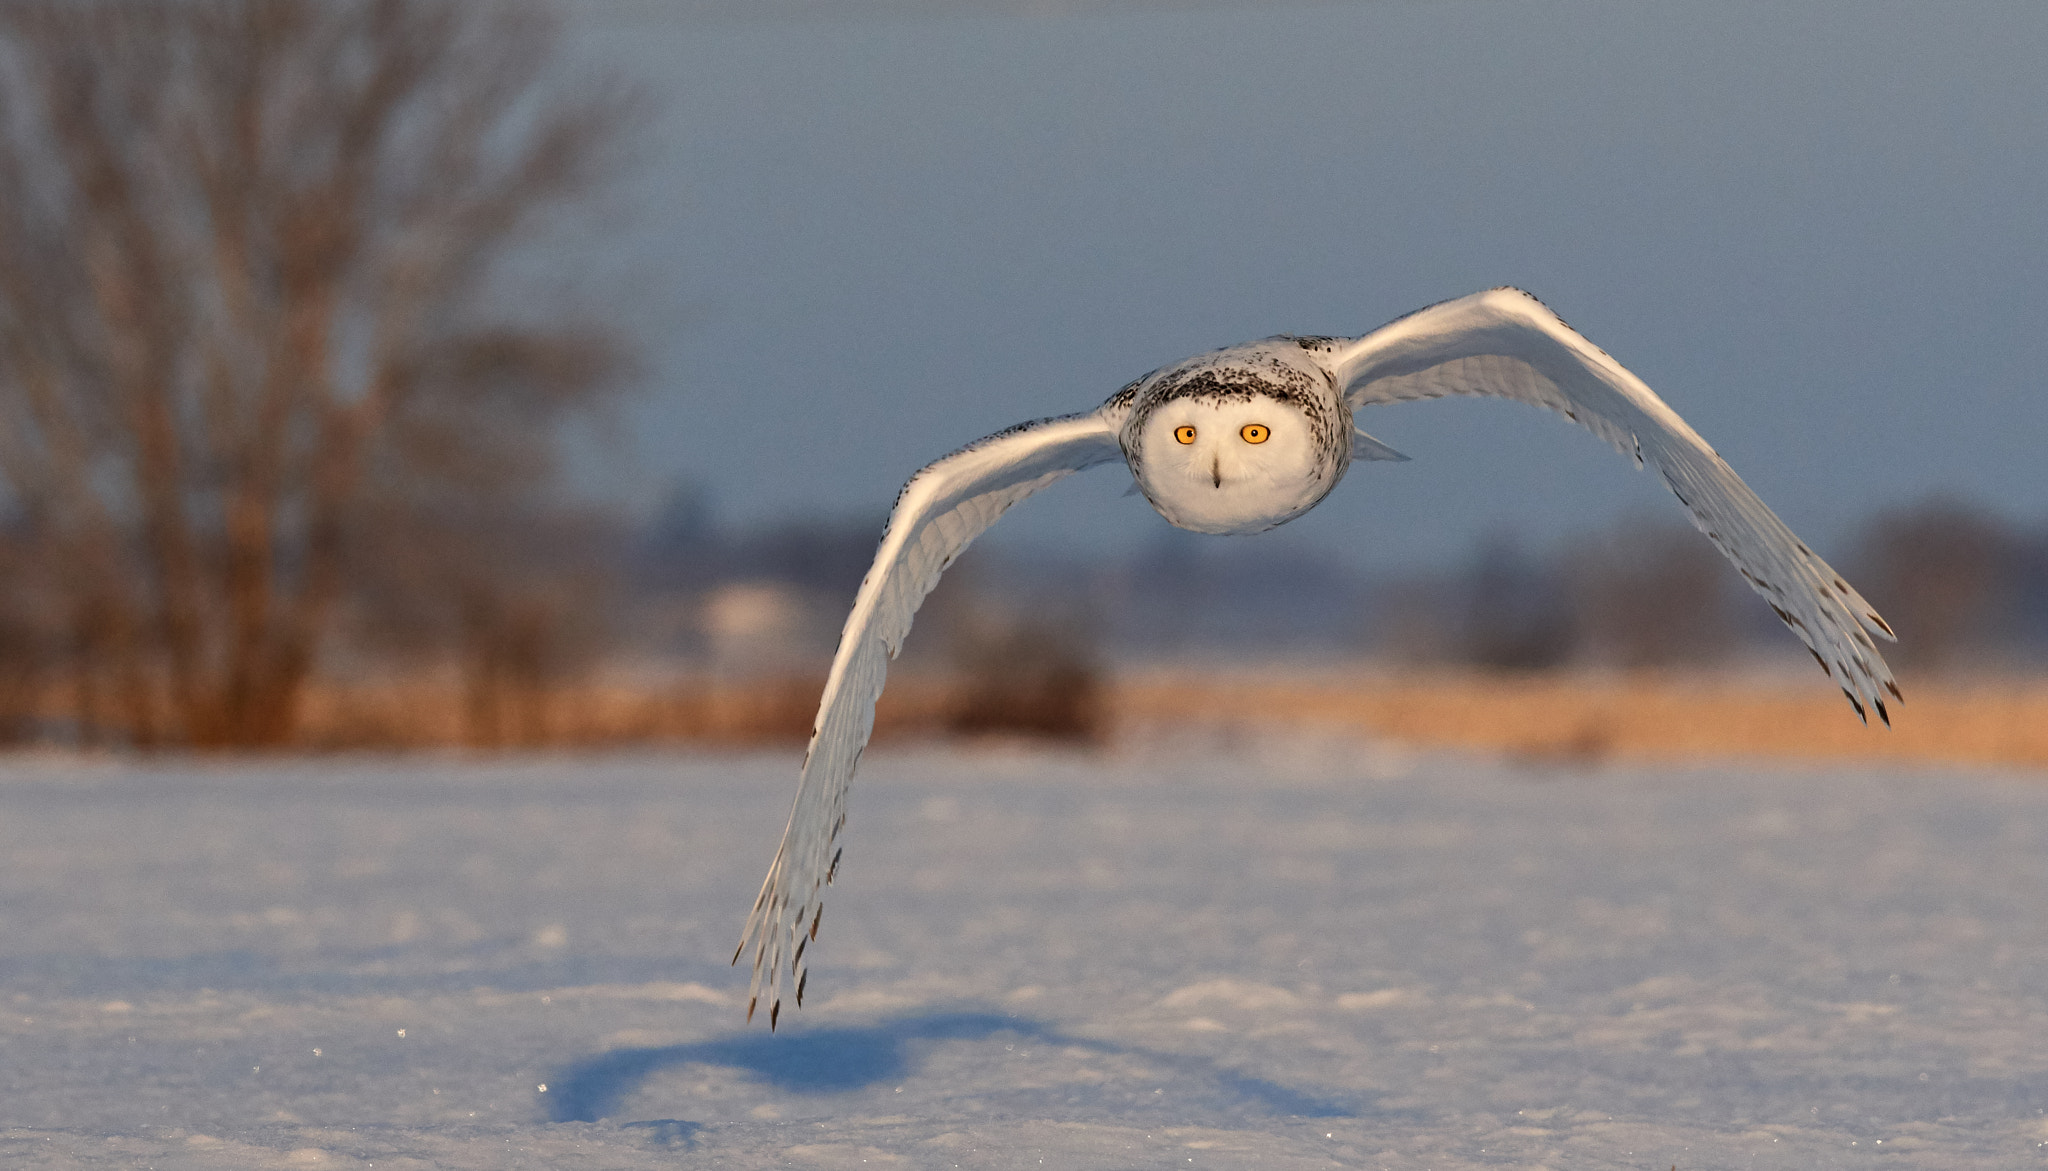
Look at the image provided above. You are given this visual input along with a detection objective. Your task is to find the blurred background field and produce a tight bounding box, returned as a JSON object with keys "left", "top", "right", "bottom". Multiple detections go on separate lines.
{"left": 0, "top": 0, "right": 2043, "bottom": 769}
{"left": 5, "top": 491, "right": 2045, "bottom": 766}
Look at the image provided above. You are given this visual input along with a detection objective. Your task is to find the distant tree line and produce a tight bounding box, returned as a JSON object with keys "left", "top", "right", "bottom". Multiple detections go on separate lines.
{"left": 630, "top": 492, "right": 2048, "bottom": 683}
{"left": 1373, "top": 499, "right": 2048, "bottom": 676}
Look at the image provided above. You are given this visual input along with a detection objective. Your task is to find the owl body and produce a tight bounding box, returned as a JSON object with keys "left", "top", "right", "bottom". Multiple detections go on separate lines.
{"left": 1113, "top": 337, "right": 1353, "bottom": 535}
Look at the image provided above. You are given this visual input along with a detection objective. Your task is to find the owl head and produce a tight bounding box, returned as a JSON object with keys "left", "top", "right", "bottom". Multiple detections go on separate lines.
{"left": 1125, "top": 372, "right": 1349, "bottom": 535}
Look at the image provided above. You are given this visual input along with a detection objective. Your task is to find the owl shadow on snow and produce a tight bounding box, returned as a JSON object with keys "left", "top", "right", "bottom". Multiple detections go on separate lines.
{"left": 544, "top": 1008, "right": 1359, "bottom": 1125}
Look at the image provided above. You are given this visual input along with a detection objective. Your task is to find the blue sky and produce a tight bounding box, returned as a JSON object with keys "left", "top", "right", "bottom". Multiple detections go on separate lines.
{"left": 562, "top": 0, "right": 2048, "bottom": 574}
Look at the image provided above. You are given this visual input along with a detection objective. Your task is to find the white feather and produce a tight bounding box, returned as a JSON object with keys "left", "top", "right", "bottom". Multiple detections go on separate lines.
{"left": 734, "top": 410, "right": 1123, "bottom": 1027}
{"left": 1321, "top": 286, "right": 1897, "bottom": 718}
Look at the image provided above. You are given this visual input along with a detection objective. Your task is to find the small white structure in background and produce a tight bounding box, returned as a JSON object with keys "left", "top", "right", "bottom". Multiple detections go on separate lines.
{"left": 701, "top": 581, "right": 831, "bottom": 678}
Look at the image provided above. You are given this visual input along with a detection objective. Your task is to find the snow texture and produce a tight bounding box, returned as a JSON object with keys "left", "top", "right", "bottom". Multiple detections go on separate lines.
{"left": 2, "top": 737, "right": 2047, "bottom": 1168}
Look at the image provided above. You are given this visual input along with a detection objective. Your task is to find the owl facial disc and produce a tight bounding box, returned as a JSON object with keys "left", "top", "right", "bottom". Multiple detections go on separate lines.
{"left": 1124, "top": 353, "right": 1350, "bottom": 535}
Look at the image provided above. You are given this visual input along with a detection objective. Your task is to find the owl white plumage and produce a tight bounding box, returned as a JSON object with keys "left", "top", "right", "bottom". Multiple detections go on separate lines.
{"left": 734, "top": 287, "right": 1898, "bottom": 1027}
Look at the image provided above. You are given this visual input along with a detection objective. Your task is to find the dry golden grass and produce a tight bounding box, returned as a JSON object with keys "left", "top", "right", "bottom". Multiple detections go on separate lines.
{"left": 1112, "top": 668, "right": 2048, "bottom": 770}
{"left": 36, "top": 665, "right": 2048, "bottom": 769}
{"left": 287, "top": 674, "right": 973, "bottom": 751}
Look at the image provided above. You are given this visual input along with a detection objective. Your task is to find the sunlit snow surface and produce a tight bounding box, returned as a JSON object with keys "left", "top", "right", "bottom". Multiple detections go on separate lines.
{"left": 3, "top": 738, "right": 2047, "bottom": 1168}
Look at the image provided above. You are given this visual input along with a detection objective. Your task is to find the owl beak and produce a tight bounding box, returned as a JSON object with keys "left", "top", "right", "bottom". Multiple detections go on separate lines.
{"left": 1210, "top": 455, "right": 1222, "bottom": 488}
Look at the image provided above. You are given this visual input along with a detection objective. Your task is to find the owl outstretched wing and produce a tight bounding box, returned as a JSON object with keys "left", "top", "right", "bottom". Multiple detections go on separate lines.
{"left": 735, "top": 410, "right": 1124, "bottom": 1027}
{"left": 1317, "top": 286, "right": 1898, "bottom": 719}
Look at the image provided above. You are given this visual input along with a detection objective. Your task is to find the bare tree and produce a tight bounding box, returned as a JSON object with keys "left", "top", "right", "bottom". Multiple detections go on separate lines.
{"left": 1455, "top": 532, "right": 1575, "bottom": 672}
{"left": 1853, "top": 500, "right": 2015, "bottom": 673}
{"left": 0, "top": 0, "right": 630, "bottom": 746}
{"left": 1565, "top": 515, "right": 1736, "bottom": 668}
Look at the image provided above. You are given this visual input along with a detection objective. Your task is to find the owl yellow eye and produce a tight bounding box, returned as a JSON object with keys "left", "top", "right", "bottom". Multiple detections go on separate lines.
{"left": 1174, "top": 425, "right": 1198, "bottom": 444}
{"left": 1240, "top": 423, "right": 1270, "bottom": 444}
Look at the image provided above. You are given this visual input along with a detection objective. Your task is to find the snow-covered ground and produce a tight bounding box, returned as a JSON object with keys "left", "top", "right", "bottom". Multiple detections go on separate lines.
{"left": 3, "top": 734, "right": 2047, "bottom": 1168}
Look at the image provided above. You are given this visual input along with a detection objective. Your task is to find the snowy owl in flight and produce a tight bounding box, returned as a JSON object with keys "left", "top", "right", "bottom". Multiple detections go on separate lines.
{"left": 735, "top": 287, "right": 1898, "bottom": 1027}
